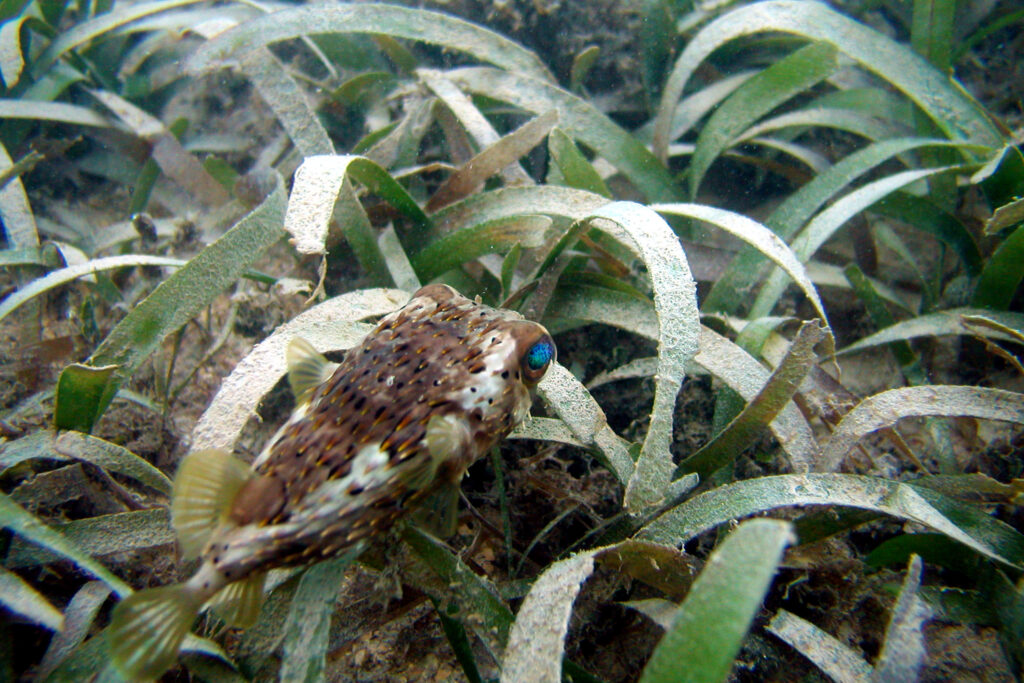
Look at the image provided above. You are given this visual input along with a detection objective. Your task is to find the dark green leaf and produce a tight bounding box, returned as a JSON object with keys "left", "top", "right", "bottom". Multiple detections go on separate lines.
{"left": 911, "top": 0, "right": 955, "bottom": 72}
{"left": 973, "top": 224, "right": 1024, "bottom": 310}
{"left": 569, "top": 45, "right": 599, "bottom": 93}
{"left": 976, "top": 144, "right": 1024, "bottom": 211}
{"left": 402, "top": 526, "right": 513, "bottom": 652}
{"left": 867, "top": 533, "right": 982, "bottom": 575}
{"left": 702, "top": 138, "right": 966, "bottom": 315}
{"left": 547, "top": 128, "right": 610, "bottom": 197}
{"left": 411, "top": 215, "right": 549, "bottom": 281}
{"left": 53, "top": 364, "right": 118, "bottom": 433}
{"left": 434, "top": 599, "right": 483, "bottom": 683}
{"left": 652, "top": 0, "right": 1001, "bottom": 159}
{"left": 871, "top": 192, "right": 983, "bottom": 276}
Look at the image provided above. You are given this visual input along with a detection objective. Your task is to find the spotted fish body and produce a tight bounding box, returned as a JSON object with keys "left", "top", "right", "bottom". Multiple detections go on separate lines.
{"left": 108, "top": 284, "right": 556, "bottom": 681}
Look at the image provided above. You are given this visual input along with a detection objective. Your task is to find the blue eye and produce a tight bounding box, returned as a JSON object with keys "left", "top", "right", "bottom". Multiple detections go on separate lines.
{"left": 516, "top": 327, "right": 555, "bottom": 384}
{"left": 524, "top": 338, "right": 555, "bottom": 372}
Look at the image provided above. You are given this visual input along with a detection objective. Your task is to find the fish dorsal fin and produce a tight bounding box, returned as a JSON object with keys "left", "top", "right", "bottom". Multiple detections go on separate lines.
{"left": 205, "top": 571, "right": 267, "bottom": 628}
{"left": 171, "top": 449, "right": 251, "bottom": 559}
{"left": 286, "top": 336, "right": 339, "bottom": 403}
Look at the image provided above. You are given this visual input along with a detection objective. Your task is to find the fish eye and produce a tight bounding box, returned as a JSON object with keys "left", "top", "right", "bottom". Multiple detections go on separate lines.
{"left": 520, "top": 335, "right": 555, "bottom": 383}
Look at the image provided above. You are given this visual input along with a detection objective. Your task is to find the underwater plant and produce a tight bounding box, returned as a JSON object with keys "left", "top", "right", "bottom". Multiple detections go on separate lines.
{"left": 1, "top": 0, "right": 1023, "bottom": 680}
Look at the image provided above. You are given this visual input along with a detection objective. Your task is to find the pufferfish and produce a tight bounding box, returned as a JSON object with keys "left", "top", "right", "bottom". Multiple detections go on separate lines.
{"left": 107, "top": 284, "right": 556, "bottom": 681}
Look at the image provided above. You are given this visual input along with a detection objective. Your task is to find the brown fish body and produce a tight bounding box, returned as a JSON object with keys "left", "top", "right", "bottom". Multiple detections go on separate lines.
{"left": 108, "top": 284, "right": 556, "bottom": 680}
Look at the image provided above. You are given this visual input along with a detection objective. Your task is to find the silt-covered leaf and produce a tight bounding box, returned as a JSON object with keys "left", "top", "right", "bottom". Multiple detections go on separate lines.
{"left": 535, "top": 363, "right": 634, "bottom": 485}
{"left": 637, "top": 473, "right": 1024, "bottom": 569}
{"left": 819, "top": 386, "right": 1024, "bottom": 472}
{"left": 5, "top": 508, "right": 174, "bottom": 570}
{"left": 584, "top": 202, "right": 699, "bottom": 512}
{"left": 872, "top": 555, "right": 931, "bottom": 682}
{"left": 279, "top": 551, "right": 361, "bottom": 683}
{"left": 0, "top": 566, "right": 64, "bottom": 632}
{"left": 80, "top": 178, "right": 286, "bottom": 427}
{"left": 186, "top": 3, "right": 552, "bottom": 81}
{"left": 35, "top": 581, "right": 111, "bottom": 680}
{"left": 53, "top": 431, "right": 172, "bottom": 495}
{"left": 767, "top": 609, "right": 872, "bottom": 683}
{"left": 839, "top": 308, "right": 1024, "bottom": 355}
{"left": 0, "top": 493, "right": 131, "bottom": 597}
{"left": 499, "top": 549, "right": 596, "bottom": 683}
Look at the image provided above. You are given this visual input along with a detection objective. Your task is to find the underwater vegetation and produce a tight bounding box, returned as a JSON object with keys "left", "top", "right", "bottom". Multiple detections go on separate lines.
{"left": 1, "top": 0, "right": 1023, "bottom": 681}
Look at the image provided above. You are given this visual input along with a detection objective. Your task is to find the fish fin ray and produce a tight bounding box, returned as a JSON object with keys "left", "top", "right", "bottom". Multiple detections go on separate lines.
{"left": 205, "top": 571, "right": 266, "bottom": 628}
{"left": 401, "top": 458, "right": 436, "bottom": 492}
{"left": 287, "top": 336, "right": 338, "bottom": 403}
{"left": 171, "top": 448, "right": 250, "bottom": 559}
{"left": 422, "top": 414, "right": 472, "bottom": 478}
{"left": 108, "top": 585, "right": 202, "bottom": 682}
{"left": 414, "top": 415, "right": 471, "bottom": 534}
{"left": 413, "top": 481, "right": 461, "bottom": 539}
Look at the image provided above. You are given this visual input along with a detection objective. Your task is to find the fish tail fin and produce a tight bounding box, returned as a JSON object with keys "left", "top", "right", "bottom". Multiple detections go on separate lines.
{"left": 206, "top": 571, "right": 267, "bottom": 628}
{"left": 171, "top": 448, "right": 250, "bottom": 559}
{"left": 108, "top": 584, "right": 203, "bottom": 682}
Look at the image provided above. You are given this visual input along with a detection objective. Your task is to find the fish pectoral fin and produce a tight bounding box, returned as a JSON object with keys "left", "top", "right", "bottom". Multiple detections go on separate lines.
{"left": 414, "top": 415, "right": 474, "bottom": 537}
{"left": 425, "top": 414, "right": 472, "bottom": 466}
{"left": 403, "top": 414, "right": 471, "bottom": 492}
{"left": 413, "top": 482, "right": 461, "bottom": 539}
{"left": 286, "top": 336, "right": 339, "bottom": 403}
{"left": 171, "top": 449, "right": 251, "bottom": 559}
{"left": 205, "top": 571, "right": 267, "bottom": 628}
{"left": 108, "top": 584, "right": 204, "bottom": 682}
